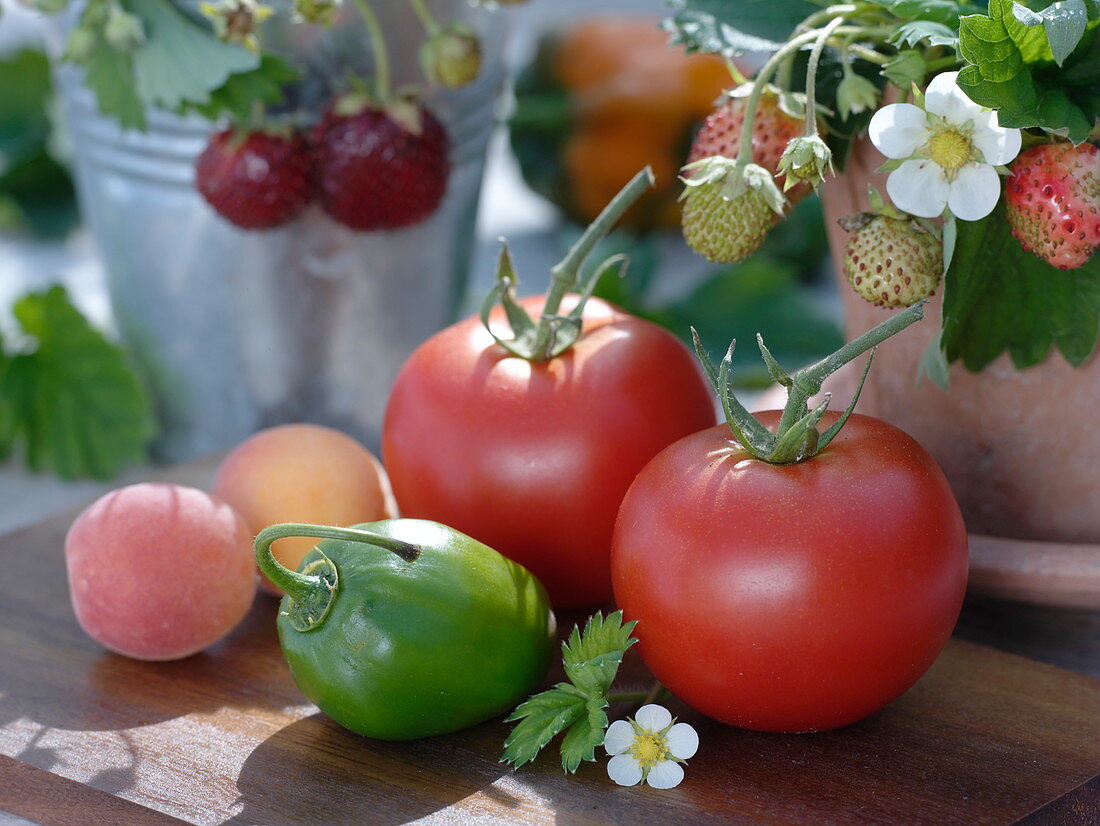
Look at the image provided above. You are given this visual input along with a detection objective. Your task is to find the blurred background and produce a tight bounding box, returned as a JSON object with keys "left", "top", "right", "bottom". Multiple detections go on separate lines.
{"left": 0, "top": 0, "right": 842, "bottom": 530}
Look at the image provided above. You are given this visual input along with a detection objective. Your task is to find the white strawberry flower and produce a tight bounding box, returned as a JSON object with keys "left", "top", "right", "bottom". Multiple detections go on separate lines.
{"left": 868, "top": 71, "right": 1022, "bottom": 221}
{"left": 603, "top": 704, "right": 699, "bottom": 789}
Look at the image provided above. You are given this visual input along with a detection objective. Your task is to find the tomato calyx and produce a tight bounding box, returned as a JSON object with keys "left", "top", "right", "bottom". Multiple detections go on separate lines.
{"left": 479, "top": 167, "right": 656, "bottom": 361}
{"left": 694, "top": 300, "right": 926, "bottom": 464}
{"left": 254, "top": 523, "right": 420, "bottom": 632}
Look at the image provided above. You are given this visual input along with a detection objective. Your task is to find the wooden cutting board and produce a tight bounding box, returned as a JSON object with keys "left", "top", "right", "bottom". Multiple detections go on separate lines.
{"left": 1, "top": 459, "right": 1099, "bottom": 825}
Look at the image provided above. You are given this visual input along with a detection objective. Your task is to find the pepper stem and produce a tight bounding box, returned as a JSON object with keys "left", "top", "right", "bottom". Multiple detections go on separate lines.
{"left": 255, "top": 523, "right": 420, "bottom": 631}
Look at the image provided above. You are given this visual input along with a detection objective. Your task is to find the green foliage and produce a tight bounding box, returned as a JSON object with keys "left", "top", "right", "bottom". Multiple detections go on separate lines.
{"left": 663, "top": 0, "right": 823, "bottom": 54}
{"left": 125, "top": 0, "right": 259, "bottom": 111}
{"left": 68, "top": 0, "right": 296, "bottom": 129}
{"left": 874, "top": 0, "right": 984, "bottom": 26}
{"left": 179, "top": 55, "right": 299, "bottom": 122}
{"left": 561, "top": 612, "right": 640, "bottom": 697}
{"left": 888, "top": 20, "right": 961, "bottom": 47}
{"left": 958, "top": 0, "right": 1100, "bottom": 142}
{"left": 942, "top": 200, "right": 1100, "bottom": 370}
{"left": 502, "top": 611, "right": 638, "bottom": 773}
{"left": 0, "top": 50, "right": 76, "bottom": 238}
{"left": 0, "top": 287, "right": 155, "bottom": 478}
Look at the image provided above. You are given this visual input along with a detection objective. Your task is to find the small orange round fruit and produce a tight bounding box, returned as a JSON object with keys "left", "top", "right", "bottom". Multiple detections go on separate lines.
{"left": 214, "top": 424, "right": 396, "bottom": 594}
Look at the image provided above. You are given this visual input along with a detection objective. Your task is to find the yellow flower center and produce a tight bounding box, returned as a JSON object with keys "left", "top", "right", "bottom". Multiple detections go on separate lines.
{"left": 927, "top": 129, "right": 971, "bottom": 172}
{"left": 630, "top": 732, "right": 669, "bottom": 769}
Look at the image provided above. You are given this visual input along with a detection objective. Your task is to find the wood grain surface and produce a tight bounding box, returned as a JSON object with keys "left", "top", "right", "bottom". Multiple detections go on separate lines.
{"left": 1, "top": 460, "right": 1099, "bottom": 825}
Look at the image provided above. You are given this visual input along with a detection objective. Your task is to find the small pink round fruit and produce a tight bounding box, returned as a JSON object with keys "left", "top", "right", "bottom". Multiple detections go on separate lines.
{"left": 65, "top": 483, "right": 257, "bottom": 661}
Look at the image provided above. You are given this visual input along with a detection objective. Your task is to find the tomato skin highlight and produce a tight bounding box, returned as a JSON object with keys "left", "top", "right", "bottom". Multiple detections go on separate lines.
{"left": 382, "top": 296, "right": 717, "bottom": 608}
{"left": 611, "top": 412, "right": 968, "bottom": 732}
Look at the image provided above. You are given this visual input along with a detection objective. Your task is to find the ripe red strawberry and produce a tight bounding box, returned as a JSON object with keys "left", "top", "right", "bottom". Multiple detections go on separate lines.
{"left": 687, "top": 90, "right": 810, "bottom": 203}
{"left": 840, "top": 213, "right": 942, "bottom": 308}
{"left": 195, "top": 128, "right": 314, "bottom": 230}
{"left": 1006, "top": 141, "right": 1100, "bottom": 270}
{"left": 313, "top": 99, "right": 450, "bottom": 231}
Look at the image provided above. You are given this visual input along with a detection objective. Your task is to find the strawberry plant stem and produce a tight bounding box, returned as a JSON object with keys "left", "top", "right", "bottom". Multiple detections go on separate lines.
{"left": 351, "top": 0, "right": 391, "bottom": 99}
{"left": 845, "top": 43, "right": 889, "bottom": 65}
{"left": 407, "top": 0, "right": 439, "bottom": 34}
{"left": 734, "top": 29, "right": 823, "bottom": 167}
{"left": 804, "top": 17, "right": 846, "bottom": 138}
{"left": 798, "top": 4, "right": 859, "bottom": 30}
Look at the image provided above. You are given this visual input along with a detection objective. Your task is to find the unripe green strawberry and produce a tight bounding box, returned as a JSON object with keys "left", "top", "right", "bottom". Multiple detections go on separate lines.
{"left": 421, "top": 23, "right": 482, "bottom": 88}
{"left": 682, "top": 178, "right": 780, "bottom": 264}
{"left": 840, "top": 213, "right": 942, "bottom": 308}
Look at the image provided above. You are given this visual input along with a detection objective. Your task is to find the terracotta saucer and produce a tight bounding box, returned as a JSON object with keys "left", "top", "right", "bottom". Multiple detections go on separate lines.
{"left": 968, "top": 534, "right": 1100, "bottom": 610}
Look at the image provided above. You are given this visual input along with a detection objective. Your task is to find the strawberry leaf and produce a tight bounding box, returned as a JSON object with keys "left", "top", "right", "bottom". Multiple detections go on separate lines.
{"left": 124, "top": 0, "right": 259, "bottom": 112}
{"left": 502, "top": 611, "right": 639, "bottom": 772}
{"left": 1012, "top": 0, "right": 1089, "bottom": 66}
{"left": 561, "top": 610, "right": 638, "bottom": 697}
{"left": 559, "top": 699, "right": 609, "bottom": 774}
{"left": 80, "top": 33, "right": 146, "bottom": 130}
{"left": 502, "top": 685, "right": 586, "bottom": 769}
{"left": 663, "top": 0, "right": 822, "bottom": 55}
{"left": 882, "top": 0, "right": 983, "bottom": 25}
{"left": 178, "top": 55, "right": 299, "bottom": 122}
{"left": 942, "top": 200, "right": 1100, "bottom": 370}
{"left": 1, "top": 286, "right": 155, "bottom": 478}
{"left": 888, "top": 21, "right": 960, "bottom": 48}
{"left": 958, "top": 0, "right": 1100, "bottom": 143}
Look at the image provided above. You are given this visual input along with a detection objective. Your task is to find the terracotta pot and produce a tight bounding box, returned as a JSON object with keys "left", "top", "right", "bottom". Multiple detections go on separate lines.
{"left": 818, "top": 140, "right": 1100, "bottom": 608}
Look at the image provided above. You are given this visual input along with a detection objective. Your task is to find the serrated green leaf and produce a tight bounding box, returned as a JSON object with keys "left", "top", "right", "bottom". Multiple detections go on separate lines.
{"left": 942, "top": 200, "right": 1100, "bottom": 371}
{"left": 178, "top": 55, "right": 299, "bottom": 122}
{"left": 1013, "top": 0, "right": 1088, "bottom": 65}
{"left": 958, "top": 0, "right": 1100, "bottom": 142}
{"left": 123, "top": 0, "right": 259, "bottom": 111}
{"left": 559, "top": 699, "right": 609, "bottom": 773}
{"left": 2, "top": 286, "right": 155, "bottom": 478}
{"left": 663, "top": 0, "right": 821, "bottom": 56}
{"left": 885, "top": 0, "right": 983, "bottom": 25}
{"left": 502, "top": 684, "right": 587, "bottom": 769}
{"left": 80, "top": 35, "right": 145, "bottom": 130}
{"left": 561, "top": 611, "right": 639, "bottom": 697}
{"left": 888, "top": 20, "right": 960, "bottom": 47}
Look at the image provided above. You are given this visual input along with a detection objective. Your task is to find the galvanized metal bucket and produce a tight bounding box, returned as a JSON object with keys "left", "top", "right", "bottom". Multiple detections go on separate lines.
{"left": 52, "top": 1, "right": 506, "bottom": 461}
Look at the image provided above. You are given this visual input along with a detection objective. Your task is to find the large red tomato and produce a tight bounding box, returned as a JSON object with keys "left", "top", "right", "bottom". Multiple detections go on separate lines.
{"left": 612, "top": 411, "right": 968, "bottom": 732}
{"left": 382, "top": 295, "right": 716, "bottom": 608}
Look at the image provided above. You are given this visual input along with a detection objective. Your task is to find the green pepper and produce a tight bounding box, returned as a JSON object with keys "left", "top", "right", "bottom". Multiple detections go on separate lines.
{"left": 255, "top": 519, "right": 557, "bottom": 740}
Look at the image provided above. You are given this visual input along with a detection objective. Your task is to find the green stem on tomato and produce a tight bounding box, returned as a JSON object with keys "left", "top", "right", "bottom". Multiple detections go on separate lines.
{"left": 532, "top": 167, "right": 654, "bottom": 356}
{"left": 351, "top": 0, "right": 391, "bottom": 99}
{"left": 803, "top": 17, "right": 846, "bottom": 138}
{"left": 773, "top": 301, "right": 925, "bottom": 439}
{"left": 406, "top": 0, "right": 439, "bottom": 34}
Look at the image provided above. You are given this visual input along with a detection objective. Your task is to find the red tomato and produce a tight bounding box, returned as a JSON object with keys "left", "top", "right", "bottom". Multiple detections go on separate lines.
{"left": 611, "top": 411, "right": 968, "bottom": 731}
{"left": 382, "top": 295, "right": 716, "bottom": 608}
